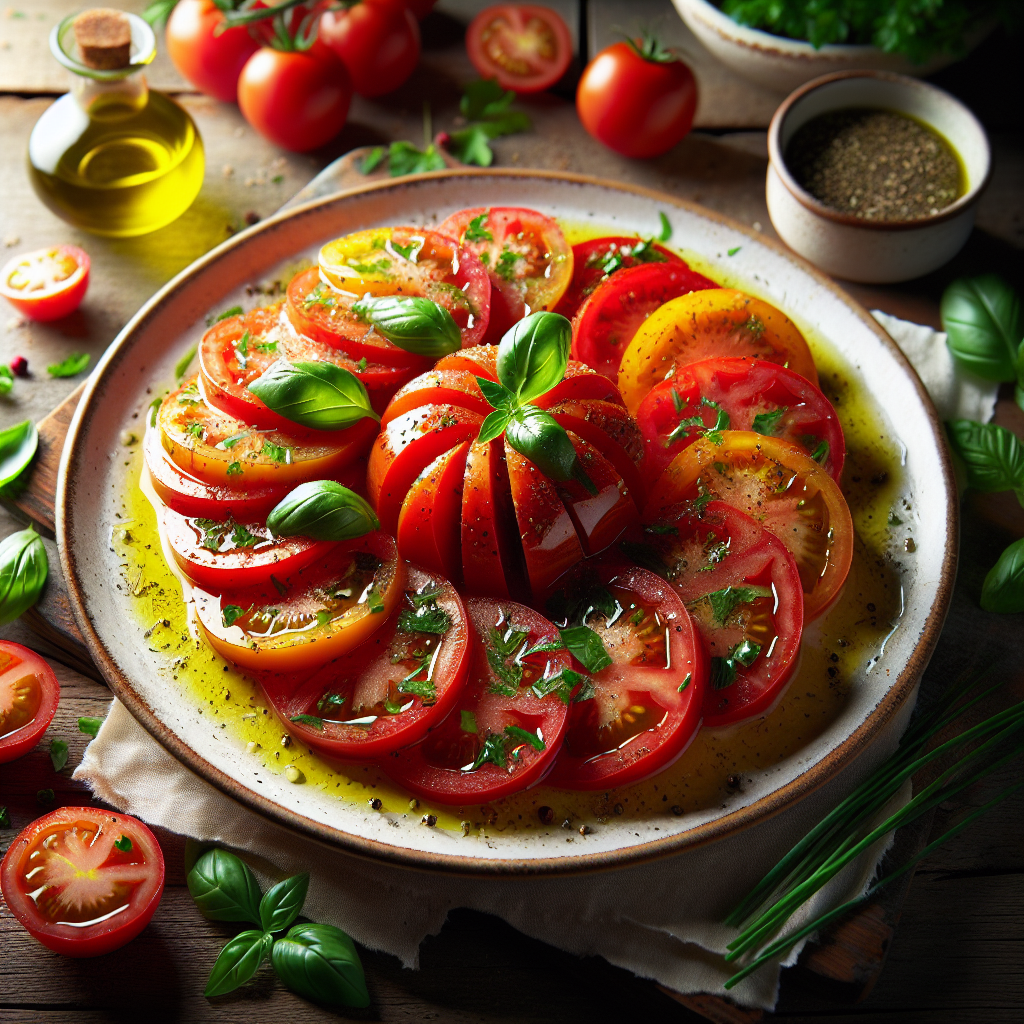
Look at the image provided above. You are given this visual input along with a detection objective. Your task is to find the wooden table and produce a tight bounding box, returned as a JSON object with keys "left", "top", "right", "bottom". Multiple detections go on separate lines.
{"left": 1, "top": 4, "right": 1021, "bottom": 1022}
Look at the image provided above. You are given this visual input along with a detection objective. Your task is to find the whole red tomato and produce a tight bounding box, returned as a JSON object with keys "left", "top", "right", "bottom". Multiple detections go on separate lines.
{"left": 576, "top": 37, "right": 697, "bottom": 159}
{"left": 237, "top": 45, "right": 352, "bottom": 152}
{"left": 165, "top": 0, "right": 260, "bottom": 104}
{"left": 404, "top": 0, "right": 436, "bottom": 20}
{"left": 319, "top": 0, "right": 420, "bottom": 98}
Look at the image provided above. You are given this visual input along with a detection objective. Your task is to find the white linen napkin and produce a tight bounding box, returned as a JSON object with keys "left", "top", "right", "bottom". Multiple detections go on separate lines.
{"left": 72, "top": 314, "right": 996, "bottom": 1010}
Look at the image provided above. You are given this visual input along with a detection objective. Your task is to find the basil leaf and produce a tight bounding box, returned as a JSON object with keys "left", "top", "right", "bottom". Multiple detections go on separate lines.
{"left": 47, "top": 352, "right": 90, "bottom": 378}
{"left": 260, "top": 872, "right": 309, "bottom": 934}
{"left": 558, "top": 625, "right": 613, "bottom": 674}
{"left": 267, "top": 481, "right": 379, "bottom": 541}
{"left": 187, "top": 848, "right": 263, "bottom": 925}
{"left": 0, "top": 367, "right": 12, "bottom": 396}
{"left": 0, "top": 419, "right": 37, "bottom": 488}
{"left": 946, "top": 420, "right": 1024, "bottom": 499}
{"left": 477, "top": 408, "right": 512, "bottom": 445}
{"left": 352, "top": 295, "right": 461, "bottom": 357}
{"left": 49, "top": 738, "right": 69, "bottom": 771}
{"left": 496, "top": 311, "right": 572, "bottom": 403}
{"left": 692, "top": 585, "right": 774, "bottom": 626}
{"left": 0, "top": 525, "right": 48, "bottom": 626}
{"left": 461, "top": 78, "right": 515, "bottom": 120}
{"left": 476, "top": 376, "right": 514, "bottom": 410}
{"left": 78, "top": 716, "right": 103, "bottom": 737}
{"left": 981, "top": 537, "right": 1024, "bottom": 614}
{"left": 505, "top": 405, "right": 597, "bottom": 495}
{"left": 658, "top": 211, "right": 672, "bottom": 242}
{"left": 205, "top": 929, "right": 274, "bottom": 998}
{"left": 271, "top": 922, "right": 370, "bottom": 1009}
{"left": 387, "top": 139, "right": 445, "bottom": 176}
{"left": 248, "top": 361, "right": 377, "bottom": 431}
{"left": 941, "top": 275, "right": 1023, "bottom": 382}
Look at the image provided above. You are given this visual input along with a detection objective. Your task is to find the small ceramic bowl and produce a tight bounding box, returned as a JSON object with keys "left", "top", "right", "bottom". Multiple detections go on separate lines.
{"left": 766, "top": 71, "right": 990, "bottom": 283}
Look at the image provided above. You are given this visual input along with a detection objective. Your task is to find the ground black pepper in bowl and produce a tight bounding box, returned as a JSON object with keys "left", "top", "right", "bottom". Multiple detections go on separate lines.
{"left": 784, "top": 109, "right": 962, "bottom": 222}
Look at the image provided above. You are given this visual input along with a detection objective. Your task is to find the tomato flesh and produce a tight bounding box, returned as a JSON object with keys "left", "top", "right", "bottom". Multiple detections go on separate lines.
{"left": 0, "top": 643, "right": 60, "bottom": 764}
{"left": 465, "top": 4, "right": 573, "bottom": 93}
{"left": 0, "top": 245, "right": 89, "bottom": 322}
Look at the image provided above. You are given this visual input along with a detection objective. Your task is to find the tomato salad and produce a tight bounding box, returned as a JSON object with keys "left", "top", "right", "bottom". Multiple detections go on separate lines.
{"left": 140, "top": 209, "right": 857, "bottom": 809}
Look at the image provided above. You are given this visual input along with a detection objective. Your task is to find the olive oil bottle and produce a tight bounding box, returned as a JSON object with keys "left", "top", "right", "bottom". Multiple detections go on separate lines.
{"left": 28, "top": 9, "right": 204, "bottom": 238}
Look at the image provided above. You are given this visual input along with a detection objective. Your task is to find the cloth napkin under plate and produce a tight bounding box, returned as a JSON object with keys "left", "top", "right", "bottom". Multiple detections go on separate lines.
{"left": 73, "top": 313, "right": 997, "bottom": 1010}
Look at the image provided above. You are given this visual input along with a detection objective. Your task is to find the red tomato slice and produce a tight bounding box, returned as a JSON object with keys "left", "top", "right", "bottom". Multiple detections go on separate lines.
{"left": 636, "top": 357, "right": 846, "bottom": 481}
{"left": 261, "top": 566, "right": 470, "bottom": 759}
{"left": 435, "top": 343, "right": 498, "bottom": 377}
{"left": 645, "top": 432, "right": 854, "bottom": 620}
{"left": 640, "top": 501, "right": 804, "bottom": 727}
{"left": 0, "top": 245, "right": 89, "bottom": 322}
{"left": 571, "top": 260, "right": 719, "bottom": 380}
{"left": 1, "top": 807, "right": 165, "bottom": 957}
{"left": 382, "top": 367, "right": 492, "bottom": 426}
{"left": 436, "top": 207, "right": 573, "bottom": 317}
{"left": 554, "top": 236, "right": 681, "bottom": 321}
{"left": 465, "top": 4, "right": 573, "bottom": 93}
{"left": 193, "top": 532, "right": 405, "bottom": 673}
{"left": 0, "top": 643, "right": 59, "bottom": 764}
{"left": 545, "top": 561, "right": 706, "bottom": 789}
{"left": 385, "top": 597, "right": 571, "bottom": 803}
{"left": 618, "top": 289, "right": 819, "bottom": 415}
{"left": 162, "top": 507, "right": 335, "bottom": 591}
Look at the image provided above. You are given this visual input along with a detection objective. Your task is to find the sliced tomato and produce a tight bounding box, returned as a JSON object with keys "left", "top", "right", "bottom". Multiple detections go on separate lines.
{"left": 382, "top": 367, "right": 492, "bottom": 426}
{"left": 571, "top": 260, "right": 718, "bottom": 380}
{"left": 0, "top": 643, "right": 60, "bottom": 764}
{"left": 545, "top": 560, "right": 706, "bottom": 789}
{"left": 262, "top": 566, "right": 470, "bottom": 760}
{"left": 554, "top": 236, "right": 681, "bottom": 321}
{"left": 193, "top": 532, "right": 405, "bottom": 673}
{"left": 618, "top": 289, "right": 819, "bottom": 415}
{"left": 436, "top": 207, "right": 573, "bottom": 317}
{"left": 384, "top": 597, "right": 571, "bottom": 803}
{"left": 645, "top": 432, "right": 853, "bottom": 620}
{"left": 158, "top": 377, "right": 377, "bottom": 488}
{"left": 636, "top": 357, "right": 846, "bottom": 481}
{"left": 1, "top": 807, "right": 165, "bottom": 957}
{"left": 435, "top": 343, "right": 498, "bottom": 378}
{"left": 0, "top": 245, "right": 89, "bottom": 322}
{"left": 318, "top": 226, "right": 491, "bottom": 347}
{"left": 465, "top": 4, "right": 573, "bottom": 93}
{"left": 640, "top": 501, "right": 804, "bottom": 727}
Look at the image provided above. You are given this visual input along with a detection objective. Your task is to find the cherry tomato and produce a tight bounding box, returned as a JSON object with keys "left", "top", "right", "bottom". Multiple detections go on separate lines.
{"left": 165, "top": 0, "right": 260, "bottom": 104}
{"left": 645, "top": 432, "right": 854, "bottom": 620}
{"left": 571, "top": 260, "right": 719, "bottom": 380}
{"left": 0, "top": 643, "right": 59, "bottom": 764}
{"left": 545, "top": 560, "right": 706, "bottom": 789}
{"left": 0, "top": 245, "right": 89, "bottom": 322}
{"left": 577, "top": 40, "right": 697, "bottom": 158}
{"left": 193, "top": 532, "right": 405, "bottom": 673}
{"left": 385, "top": 597, "right": 571, "bottom": 803}
{"left": 237, "top": 45, "right": 352, "bottom": 152}
{"left": 641, "top": 501, "right": 804, "bottom": 727}
{"left": 465, "top": 4, "right": 573, "bottom": 94}
{"left": 553, "top": 236, "right": 680, "bottom": 321}
{"left": 1, "top": 807, "right": 165, "bottom": 957}
{"left": 436, "top": 207, "right": 573, "bottom": 321}
{"left": 319, "top": 0, "right": 420, "bottom": 98}
{"left": 636, "top": 357, "right": 845, "bottom": 481}
{"left": 262, "top": 566, "right": 471, "bottom": 759}
{"left": 617, "top": 288, "right": 819, "bottom": 415}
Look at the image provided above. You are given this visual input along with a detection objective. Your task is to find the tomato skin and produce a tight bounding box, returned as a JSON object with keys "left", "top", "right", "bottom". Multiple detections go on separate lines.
{"left": 577, "top": 42, "right": 697, "bottom": 159}
{"left": 405, "top": 0, "right": 436, "bottom": 18}
{"left": 1, "top": 807, "right": 165, "bottom": 958}
{"left": 0, "top": 643, "right": 60, "bottom": 764}
{"left": 320, "top": 0, "right": 420, "bottom": 98}
{"left": 466, "top": 4, "right": 573, "bottom": 94}
{"left": 0, "top": 245, "right": 89, "bottom": 322}
{"left": 237, "top": 46, "right": 352, "bottom": 153}
{"left": 165, "top": 0, "right": 259, "bottom": 104}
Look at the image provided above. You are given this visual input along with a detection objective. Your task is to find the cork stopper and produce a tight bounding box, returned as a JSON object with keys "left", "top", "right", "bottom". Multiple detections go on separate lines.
{"left": 73, "top": 8, "right": 132, "bottom": 70}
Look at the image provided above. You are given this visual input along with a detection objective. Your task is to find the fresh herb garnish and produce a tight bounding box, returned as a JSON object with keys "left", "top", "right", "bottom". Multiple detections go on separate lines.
{"left": 657, "top": 211, "right": 672, "bottom": 242}
{"left": 0, "top": 419, "right": 38, "bottom": 489}
{"left": 208, "top": 305, "right": 243, "bottom": 326}
{"left": 47, "top": 352, "right": 90, "bottom": 378}
{"left": 464, "top": 212, "right": 492, "bottom": 242}
{"left": 469, "top": 724, "right": 545, "bottom": 770}
{"left": 461, "top": 709, "right": 477, "bottom": 733}
{"left": 248, "top": 361, "right": 378, "bottom": 432}
{"left": 290, "top": 714, "right": 324, "bottom": 729}
{"left": 227, "top": 461, "right": 243, "bottom": 476}
{"left": 495, "top": 248, "right": 524, "bottom": 281}
{"left": 351, "top": 295, "right": 461, "bottom": 358}
{"left": 697, "top": 585, "right": 773, "bottom": 626}
{"left": 175, "top": 345, "right": 198, "bottom": 379}
{"left": 0, "top": 525, "right": 48, "bottom": 627}
{"left": 261, "top": 441, "right": 291, "bottom": 464}
{"left": 751, "top": 407, "right": 788, "bottom": 435}
{"left": 397, "top": 605, "right": 451, "bottom": 635}
{"left": 78, "top": 716, "right": 103, "bottom": 737}
{"left": 114, "top": 835, "right": 133, "bottom": 852}
{"left": 49, "top": 738, "right": 69, "bottom": 772}
{"left": 810, "top": 439, "right": 830, "bottom": 463}
{"left": 317, "top": 692, "right": 346, "bottom": 713}
{"left": 222, "top": 604, "right": 246, "bottom": 628}
{"left": 486, "top": 622, "right": 528, "bottom": 695}
{"left": 267, "top": 481, "right": 379, "bottom": 541}
{"left": 557, "top": 625, "right": 613, "bottom": 674}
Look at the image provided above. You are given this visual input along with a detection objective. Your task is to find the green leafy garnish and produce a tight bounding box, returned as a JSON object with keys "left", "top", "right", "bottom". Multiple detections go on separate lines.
{"left": 49, "top": 738, "right": 69, "bottom": 772}
{"left": 175, "top": 345, "right": 198, "bottom": 379}
{"left": 208, "top": 305, "right": 243, "bottom": 326}
{"left": 751, "top": 407, "right": 788, "bottom": 436}
{"left": 946, "top": 420, "right": 1024, "bottom": 500}
{"left": 47, "top": 352, "right": 90, "bottom": 378}
{"left": 397, "top": 604, "right": 451, "bottom": 635}
{"left": 727, "top": 246, "right": 742, "bottom": 257}
{"left": 268, "top": 481, "right": 379, "bottom": 541}
{"left": 0, "top": 419, "right": 38, "bottom": 489}
{"left": 261, "top": 441, "right": 291, "bottom": 464}
{"left": 78, "top": 716, "right": 103, "bottom": 737}
{"left": 461, "top": 709, "right": 477, "bottom": 733}
{"left": 464, "top": 213, "right": 492, "bottom": 242}
{"left": 222, "top": 604, "right": 246, "bottom": 628}
{"left": 290, "top": 714, "right": 324, "bottom": 729}
{"left": 558, "top": 625, "right": 613, "bottom": 674}
{"left": 697, "top": 585, "right": 774, "bottom": 626}
{"left": 810, "top": 439, "right": 830, "bottom": 463}
{"left": 495, "top": 248, "right": 524, "bottom": 281}
{"left": 227, "top": 461, "right": 243, "bottom": 476}
{"left": 114, "top": 835, "right": 133, "bottom": 852}
{"left": 248, "top": 361, "right": 378, "bottom": 432}
{"left": 486, "top": 623, "right": 528, "bottom": 695}
{"left": 981, "top": 536, "right": 1024, "bottom": 613}
{"left": 317, "top": 692, "right": 346, "bottom": 713}
{"left": 351, "top": 295, "right": 461, "bottom": 358}
{"left": 0, "top": 525, "right": 48, "bottom": 627}
{"left": 658, "top": 212, "right": 673, "bottom": 241}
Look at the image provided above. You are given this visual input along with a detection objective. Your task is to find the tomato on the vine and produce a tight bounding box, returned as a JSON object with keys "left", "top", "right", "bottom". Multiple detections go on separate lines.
{"left": 0, "top": 642, "right": 60, "bottom": 765}
{"left": 0, "top": 245, "right": 89, "bottom": 322}
{"left": 465, "top": 4, "right": 573, "bottom": 93}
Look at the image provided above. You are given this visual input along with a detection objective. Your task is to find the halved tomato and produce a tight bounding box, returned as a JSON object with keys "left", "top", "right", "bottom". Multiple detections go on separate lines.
{"left": 639, "top": 501, "right": 804, "bottom": 727}
{"left": 545, "top": 560, "right": 706, "bottom": 789}
{"left": 1, "top": 807, "right": 165, "bottom": 957}
{"left": 571, "top": 260, "right": 718, "bottom": 380}
{"left": 192, "top": 532, "right": 404, "bottom": 673}
{"left": 617, "top": 289, "right": 819, "bottom": 414}
{"left": 384, "top": 597, "right": 571, "bottom": 803}
{"left": 645, "top": 432, "right": 853, "bottom": 620}
{"left": 636, "top": 357, "right": 845, "bottom": 481}
{"left": 0, "top": 245, "right": 89, "bottom": 322}
{"left": 261, "top": 567, "right": 471, "bottom": 760}
{"left": 0, "top": 642, "right": 60, "bottom": 764}
{"left": 465, "top": 4, "right": 573, "bottom": 93}
{"left": 318, "top": 226, "right": 491, "bottom": 348}
{"left": 436, "top": 207, "right": 573, "bottom": 320}
{"left": 554, "top": 236, "right": 681, "bottom": 320}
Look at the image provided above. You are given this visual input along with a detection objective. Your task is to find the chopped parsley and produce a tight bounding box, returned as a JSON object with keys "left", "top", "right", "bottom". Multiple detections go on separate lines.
{"left": 811, "top": 439, "right": 830, "bottom": 463}
{"left": 531, "top": 667, "right": 592, "bottom": 704}
{"left": 261, "top": 441, "right": 292, "bottom": 464}
{"left": 711, "top": 640, "right": 762, "bottom": 689}
{"left": 468, "top": 725, "right": 545, "bottom": 771}
{"left": 696, "top": 585, "right": 774, "bottom": 626}
{"left": 486, "top": 622, "right": 529, "bottom": 695}
{"left": 398, "top": 605, "right": 451, "bottom": 634}
{"left": 302, "top": 282, "right": 336, "bottom": 310}
{"left": 391, "top": 238, "right": 422, "bottom": 261}
{"left": 365, "top": 587, "right": 385, "bottom": 614}
{"left": 347, "top": 259, "right": 391, "bottom": 275}
{"left": 114, "top": 835, "right": 133, "bottom": 852}
{"left": 464, "top": 213, "right": 492, "bottom": 242}
{"left": 193, "top": 519, "right": 262, "bottom": 552}
{"left": 219, "top": 430, "right": 249, "bottom": 450}
{"left": 234, "top": 329, "right": 250, "bottom": 369}
{"left": 317, "top": 692, "right": 346, "bottom": 713}
{"left": 185, "top": 422, "right": 205, "bottom": 440}
{"left": 290, "top": 714, "right": 325, "bottom": 729}
{"left": 751, "top": 407, "right": 788, "bottom": 436}
{"left": 222, "top": 604, "right": 246, "bottom": 628}
{"left": 461, "top": 709, "right": 478, "bottom": 733}
{"left": 495, "top": 248, "right": 524, "bottom": 281}
{"left": 227, "top": 461, "right": 243, "bottom": 476}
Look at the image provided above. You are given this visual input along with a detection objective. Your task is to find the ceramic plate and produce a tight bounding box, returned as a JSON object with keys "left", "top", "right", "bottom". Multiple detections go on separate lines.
{"left": 57, "top": 171, "right": 956, "bottom": 874}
